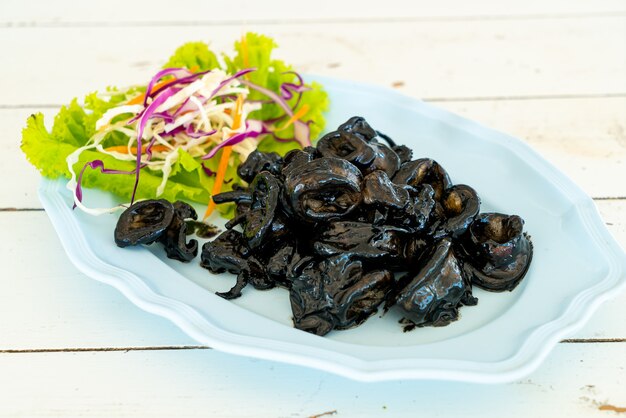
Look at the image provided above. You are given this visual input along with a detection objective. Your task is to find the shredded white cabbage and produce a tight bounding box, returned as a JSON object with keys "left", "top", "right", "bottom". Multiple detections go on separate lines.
{"left": 95, "top": 105, "right": 144, "bottom": 130}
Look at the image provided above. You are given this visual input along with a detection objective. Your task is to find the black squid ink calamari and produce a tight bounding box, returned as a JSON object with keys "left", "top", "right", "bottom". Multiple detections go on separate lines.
{"left": 169, "top": 116, "right": 531, "bottom": 336}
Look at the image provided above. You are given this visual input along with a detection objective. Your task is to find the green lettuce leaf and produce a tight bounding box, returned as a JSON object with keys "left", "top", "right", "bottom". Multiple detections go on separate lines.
{"left": 21, "top": 113, "right": 75, "bottom": 178}
{"left": 163, "top": 42, "right": 220, "bottom": 71}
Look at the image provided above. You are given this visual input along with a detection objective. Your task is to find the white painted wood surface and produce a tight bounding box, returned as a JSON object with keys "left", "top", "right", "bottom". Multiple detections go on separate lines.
{"left": 1, "top": 1, "right": 625, "bottom": 417}
{"left": 1, "top": 0, "right": 624, "bottom": 24}
{"left": 0, "top": 344, "right": 625, "bottom": 418}
{"left": 1, "top": 18, "right": 624, "bottom": 104}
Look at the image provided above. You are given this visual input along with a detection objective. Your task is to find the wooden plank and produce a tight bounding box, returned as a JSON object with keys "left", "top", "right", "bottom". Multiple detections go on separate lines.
{"left": 0, "top": 343, "right": 624, "bottom": 417}
{"left": 437, "top": 97, "right": 626, "bottom": 198}
{"left": 0, "top": 18, "right": 624, "bottom": 106}
{"left": 0, "top": 203, "right": 623, "bottom": 350}
{"left": 1, "top": 0, "right": 625, "bottom": 25}
{"left": 0, "top": 210, "right": 196, "bottom": 349}
{"left": 1, "top": 107, "right": 45, "bottom": 209}
{"left": 3, "top": 96, "right": 625, "bottom": 209}
{"left": 3, "top": 4, "right": 624, "bottom": 415}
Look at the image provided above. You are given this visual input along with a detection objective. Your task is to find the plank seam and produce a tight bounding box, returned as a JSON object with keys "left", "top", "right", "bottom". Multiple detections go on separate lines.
{"left": 0, "top": 346, "right": 211, "bottom": 353}
{"left": 1, "top": 339, "right": 624, "bottom": 354}
{"left": 592, "top": 196, "right": 626, "bottom": 201}
{"left": 3, "top": 93, "right": 625, "bottom": 110}
{"left": 0, "top": 208, "right": 45, "bottom": 212}
{"left": 561, "top": 338, "right": 626, "bottom": 343}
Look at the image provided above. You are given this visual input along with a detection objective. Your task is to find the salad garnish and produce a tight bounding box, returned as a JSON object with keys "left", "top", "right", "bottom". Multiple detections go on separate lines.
{"left": 21, "top": 33, "right": 329, "bottom": 217}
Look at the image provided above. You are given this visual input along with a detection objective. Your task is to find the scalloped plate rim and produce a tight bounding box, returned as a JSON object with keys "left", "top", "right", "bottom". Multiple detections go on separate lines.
{"left": 38, "top": 75, "right": 626, "bottom": 383}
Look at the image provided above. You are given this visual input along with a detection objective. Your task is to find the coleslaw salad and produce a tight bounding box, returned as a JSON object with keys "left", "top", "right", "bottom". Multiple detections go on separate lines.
{"left": 21, "top": 33, "right": 329, "bottom": 218}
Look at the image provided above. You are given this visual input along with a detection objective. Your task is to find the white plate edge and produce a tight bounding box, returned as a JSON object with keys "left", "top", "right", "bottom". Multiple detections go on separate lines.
{"left": 36, "top": 77, "right": 626, "bottom": 382}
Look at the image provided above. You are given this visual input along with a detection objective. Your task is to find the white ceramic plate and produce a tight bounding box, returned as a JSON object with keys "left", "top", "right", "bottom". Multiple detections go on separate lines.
{"left": 39, "top": 76, "right": 626, "bottom": 383}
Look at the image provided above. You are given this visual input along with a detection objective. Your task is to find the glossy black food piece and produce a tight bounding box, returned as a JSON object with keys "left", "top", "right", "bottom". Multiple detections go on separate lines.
{"left": 338, "top": 116, "right": 378, "bottom": 141}
{"left": 200, "top": 116, "right": 533, "bottom": 336}
{"left": 114, "top": 199, "right": 174, "bottom": 247}
{"left": 362, "top": 170, "right": 410, "bottom": 210}
{"left": 289, "top": 254, "right": 394, "bottom": 335}
{"left": 392, "top": 158, "right": 451, "bottom": 201}
{"left": 436, "top": 184, "right": 481, "bottom": 239}
{"left": 362, "top": 171, "right": 437, "bottom": 232}
{"left": 265, "top": 241, "right": 297, "bottom": 287}
{"left": 318, "top": 116, "right": 403, "bottom": 178}
{"left": 159, "top": 201, "right": 199, "bottom": 262}
{"left": 317, "top": 131, "right": 377, "bottom": 169}
{"left": 392, "top": 145, "right": 413, "bottom": 163}
{"left": 283, "top": 157, "right": 363, "bottom": 222}
{"left": 362, "top": 142, "right": 401, "bottom": 177}
{"left": 386, "top": 238, "right": 477, "bottom": 328}
{"left": 200, "top": 229, "right": 251, "bottom": 299}
{"left": 224, "top": 172, "right": 281, "bottom": 249}
{"left": 200, "top": 230, "right": 249, "bottom": 274}
{"left": 459, "top": 213, "right": 533, "bottom": 292}
{"left": 237, "top": 150, "right": 283, "bottom": 183}
{"left": 281, "top": 147, "right": 318, "bottom": 178}
{"left": 314, "top": 221, "right": 413, "bottom": 267}
{"left": 114, "top": 199, "right": 198, "bottom": 262}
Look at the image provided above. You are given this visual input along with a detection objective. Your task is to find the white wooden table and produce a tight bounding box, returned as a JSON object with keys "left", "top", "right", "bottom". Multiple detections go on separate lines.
{"left": 1, "top": 1, "right": 625, "bottom": 416}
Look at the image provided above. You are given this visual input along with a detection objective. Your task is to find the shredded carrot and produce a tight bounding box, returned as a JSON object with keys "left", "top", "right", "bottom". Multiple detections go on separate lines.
{"left": 275, "top": 104, "right": 310, "bottom": 132}
{"left": 104, "top": 144, "right": 171, "bottom": 154}
{"left": 127, "top": 77, "right": 177, "bottom": 105}
{"left": 241, "top": 34, "right": 250, "bottom": 70}
{"left": 204, "top": 94, "right": 245, "bottom": 219}
{"left": 240, "top": 34, "right": 252, "bottom": 82}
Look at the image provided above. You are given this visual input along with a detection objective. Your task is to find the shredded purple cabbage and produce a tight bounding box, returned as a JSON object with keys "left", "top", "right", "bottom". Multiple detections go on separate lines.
{"left": 74, "top": 160, "right": 138, "bottom": 208}
{"left": 160, "top": 125, "right": 185, "bottom": 138}
{"left": 201, "top": 130, "right": 262, "bottom": 160}
{"left": 241, "top": 79, "right": 292, "bottom": 115}
{"left": 209, "top": 68, "right": 256, "bottom": 99}
{"left": 132, "top": 86, "right": 180, "bottom": 203}
{"left": 149, "top": 69, "right": 212, "bottom": 100}
{"left": 201, "top": 163, "right": 216, "bottom": 177}
{"left": 151, "top": 112, "right": 175, "bottom": 123}
{"left": 186, "top": 125, "right": 217, "bottom": 138}
{"left": 143, "top": 68, "right": 192, "bottom": 107}
{"left": 173, "top": 96, "right": 193, "bottom": 116}
{"left": 280, "top": 71, "right": 311, "bottom": 110}
{"left": 240, "top": 78, "right": 311, "bottom": 147}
